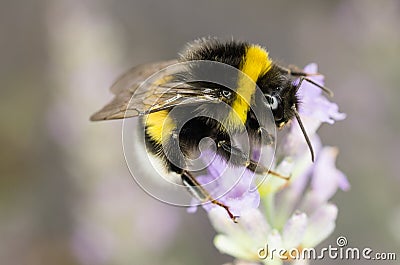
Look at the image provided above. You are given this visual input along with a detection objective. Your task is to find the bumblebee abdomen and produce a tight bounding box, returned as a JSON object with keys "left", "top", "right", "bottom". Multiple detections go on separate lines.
{"left": 143, "top": 108, "right": 227, "bottom": 173}
{"left": 144, "top": 110, "right": 176, "bottom": 145}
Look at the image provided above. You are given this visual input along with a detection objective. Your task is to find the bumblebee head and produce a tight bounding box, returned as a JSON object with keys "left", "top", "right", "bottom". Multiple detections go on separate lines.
{"left": 257, "top": 65, "right": 299, "bottom": 128}
{"left": 269, "top": 92, "right": 298, "bottom": 130}
{"left": 258, "top": 65, "right": 317, "bottom": 161}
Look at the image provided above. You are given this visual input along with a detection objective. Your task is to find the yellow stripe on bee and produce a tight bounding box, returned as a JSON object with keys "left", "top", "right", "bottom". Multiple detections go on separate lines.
{"left": 145, "top": 110, "right": 175, "bottom": 144}
{"left": 224, "top": 45, "right": 272, "bottom": 130}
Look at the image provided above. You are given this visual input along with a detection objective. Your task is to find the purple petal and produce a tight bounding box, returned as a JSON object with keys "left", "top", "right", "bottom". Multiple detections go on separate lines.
{"left": 189, "top": 150, "right": 260, "bottom": 216}
{"left": 282, "top": 212, "right": 308, "bottom": 249}
{"left": 302, "top": 204, "right": 338, "bottom": 247}
{"left": 303, "top": 63, "right": 318, "bottom": 74}
{"left": 209, "top": 208, "right": 271, "bottom": 239}
{"left": 299, "top": 96, "right": 346, "bottom": 124}
{"left": 311, "top": 147, "right": 350, "bottom": 202}
{"left": 281, "top": 125, "right": 322, "bottom": 162}
{"left": 296, "top": 63, "right": 346, "bottom": 125}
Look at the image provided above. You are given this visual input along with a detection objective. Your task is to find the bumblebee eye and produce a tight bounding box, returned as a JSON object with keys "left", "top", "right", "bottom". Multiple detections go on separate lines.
{"left": 266, "top": 95, "right": 279, "bottom": 110}
{"left": 221, "top": 90, "right": 232, "bottom": 99}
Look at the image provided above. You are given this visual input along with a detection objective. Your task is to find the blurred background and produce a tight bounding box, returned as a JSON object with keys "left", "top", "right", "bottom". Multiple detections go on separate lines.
{"left": 1, "top": 0, "right": 399, "bottom": 264}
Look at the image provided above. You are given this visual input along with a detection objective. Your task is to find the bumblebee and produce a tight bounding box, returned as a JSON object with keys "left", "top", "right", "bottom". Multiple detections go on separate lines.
{"left": 91, "top": 38, "right": 332, "bottom": 222}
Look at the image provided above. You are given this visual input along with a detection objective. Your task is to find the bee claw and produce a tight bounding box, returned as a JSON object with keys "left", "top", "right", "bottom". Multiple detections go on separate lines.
{"left": 232, "top": 215, "right": 240, "bottom": 223}
{"left": 216, "top": 201, "right": 239, "bottom": 223}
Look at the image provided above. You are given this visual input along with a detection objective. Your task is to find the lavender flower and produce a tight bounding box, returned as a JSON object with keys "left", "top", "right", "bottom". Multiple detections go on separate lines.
{"left": 188, "top": 153, "right": 260, "bottom": 216}
{"left": 191, "top": 64, "right": 348, "bottom": 264}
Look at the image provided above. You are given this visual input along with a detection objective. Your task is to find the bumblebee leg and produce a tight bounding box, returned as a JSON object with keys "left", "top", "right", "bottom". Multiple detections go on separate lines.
{"left": 181, "top": 170, "right": 239, "bottom": 223}
{"left": 247, "top": 160, "right": 291, "bottom": 180}
{"left": 217, "top": 140, "right": 290, "bottom": 180}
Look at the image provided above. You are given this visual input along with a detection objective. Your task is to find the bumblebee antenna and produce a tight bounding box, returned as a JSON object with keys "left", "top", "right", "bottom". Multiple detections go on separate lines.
{"left": 276, "top": 65, "right": 334, "bottom": 97}
{"left": 292, "top": 105, "right": 314, "bottom": 162}
{"left": 302, "top": 77, "right": 334, "bottom": 97}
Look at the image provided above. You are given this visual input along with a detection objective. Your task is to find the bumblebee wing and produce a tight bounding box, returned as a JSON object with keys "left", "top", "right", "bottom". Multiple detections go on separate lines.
{"left": 109, "top": 60, "right": 178, "bottom": 95}
{"left": 90, "top": 60, "right": 178, "bottom": 121}
{"left": 90, "top": 60, "right": 221, "bottom": 121}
